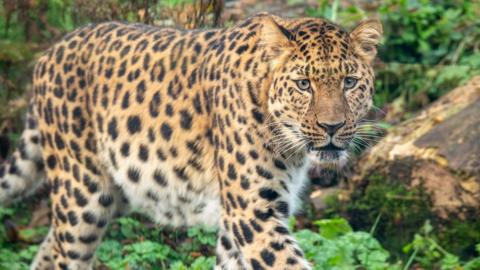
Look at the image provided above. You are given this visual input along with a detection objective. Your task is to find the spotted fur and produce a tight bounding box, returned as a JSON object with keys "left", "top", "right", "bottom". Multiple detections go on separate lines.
{"left": 0, "top": 13, "right": 382, "bottom": 270}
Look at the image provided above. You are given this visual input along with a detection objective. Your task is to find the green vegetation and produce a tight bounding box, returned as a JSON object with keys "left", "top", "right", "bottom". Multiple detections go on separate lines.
{"left": 376, "top": 0, "right": 480, "bottom": 112}
{"left": 2, "top": 202, "right": 480, "bottom": 269}
{"left": 1, "top": 0, "right": 480, "bottom": 269}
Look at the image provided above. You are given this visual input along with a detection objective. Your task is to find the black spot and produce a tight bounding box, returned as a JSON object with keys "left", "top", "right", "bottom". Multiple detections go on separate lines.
{"left": 226, "top": 192, "right": 238, "bottom": 209}
{"left": 256, "top": 166, "right": 273, "bottom": 179}
{"left": 55, "top": 205, "right": 67, "bottom": 223}
{"left": 236, "top": 44, "right": 249, "bottom": 54}
{"left": 250, "top": 219, "right": 263, "bottom": 232}
{"left": 67, "top": 250, "right": 80, "bottom": 260}
{"left": 188, "top": 68, "right": 197, "bottom": 88}
{"left": 46, "top": 155, "right": 57, "bottom": 169}
{"left": 119, "top": 45, "right": 131, "bottom": 57}
{"left": 186, "top": 140, "right": 201, "bottom": 155}
{"left": 138, "top": 145, "right": 149, "bottom": 161}
{"left": 107, "top": 118, "right": 118, "bottom": 140}
{"left": 260, "top": 249, "right": 275, "bottom": 266}
{"left": 237, "top": 196, "right": 248, "bottom": 209}
{"left": 121, "top": 142, "right": 130, "bottom": 157}
{"left": 173, "top": 166, "right": 189, "bottom": 181}
{"left": 136, "top": 80, "right": 146, "bottom": 103}
{"left": 60, "top": 195, "right": 69, "bottom": 208}
{"left": 179, "top": 110, "right": 192, "bottom": 130}
{"left": 67, "top": 211, "right": 78, "bottom": 226}
{"left": 192, "top": 93, "right": 203, "bottom": 114}
{"left": 98, "top": 194, "right": 114, "bottom": 207}
{"left": 240, "top": 176, "right": 250, "bottom": 190}
{"left": 274, "top": 226, "right": 289, "bottom": 234}
{"left": 251, "top": 259, "right": 265, "bottom": 270}
{"left": 64, "top": 231, "right": 75, "bottom": 243}
{"left": 121, "top": 92, "right": 130, "bottom": 109}
{"left": 227, "top": 164, "right": 237, "bottom": 180}
{"left": 118, "top": 61, "right": 127, "bottom": 77}
{"left": 82, "top": 211, "right": 97, "bottom": 224}
{"left": 74, "top": 188, "right": 88, "bottom": 207}
{"left": 160, "top": 123, "right": 172, "bottom": 141}
{"left": 235, "top": 152, "right": 246, "bottom": 164}
{"left": 97, "top": 219, "right": 107, "bottom": 228}
{"left": 149, "top": 92, "right": 161, "bottom": 118}
{"left": 105, "top": 68, "right": 113, "bottom": 78}
{"left": 55, "top": 132, "right": 65, "bottom": 150}
{"left": 193, "top": 42, "right": 202, "bottom": 53}
{"left": 127, "top": 116, "right": 141, "bottom": 134}
{"left": 79, "top": 234, "right": 98, "bottom": 244}
{"left": 156, "top": 149, "right": 167, "bottom": 161}
{"left": 220, "top": 235, "right": 232, "bottom": 250}
{"left": 232, "top": 223, "right": 244, "bottom": 246}
{"left": 169, "top": 147, "right": 178, "bottom": 157}
{"left": 273, "top": 159, "right": 287, "bottom": 170}
{"left": 270, "top": 241, "right": 284, "bottom": 251}
{"left": 251, "top": 108, "right": 264, "bottom": 123}
{"left": 276, "top": 201, "right": 289, "bottom": 216}
{"left": 286, "top": 257, "right": 298, "bottom": 265}
{"left": 165, "top": 104, "right": 174, "bottom": 116}
{"left": 55, "top": 46, "right": 65, "bottom": 64}
{"left": 83, "top": 175, "right": 98, "bottom": 194}
{"left": 254, "top": 208, "right": 274, "bottom": 221}
{"left": 127, "top": 167, "right": 140, "bottom": 182}
{"left": 240, "top": 220, "right": 254, "bottom": 243}
{"left": 1, "top": 181, "right": 9, "bottom": 189}
{"left": 148, "top": 128, "right": 156, "bottom": 142}
{"left": 153, "top": 169, "right": 167, "bottom": 186}
{"left": 259, "top": 188, "right": 279, "bottom": 201}
{"left": 204, "top": 31, "right": 215, "bottom": 40}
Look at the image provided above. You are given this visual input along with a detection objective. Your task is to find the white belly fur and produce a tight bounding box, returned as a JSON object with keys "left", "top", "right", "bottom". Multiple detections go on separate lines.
{"left": 102, "top": 150, "right": 311, "bottom": 228}
{"left": 103, "top": 152, "right": 221, "bottom": 228}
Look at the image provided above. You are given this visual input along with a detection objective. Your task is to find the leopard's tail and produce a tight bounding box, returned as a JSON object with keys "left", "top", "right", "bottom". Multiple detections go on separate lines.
{"left": 0, "top": 105, "right": 46, "bottom": 205}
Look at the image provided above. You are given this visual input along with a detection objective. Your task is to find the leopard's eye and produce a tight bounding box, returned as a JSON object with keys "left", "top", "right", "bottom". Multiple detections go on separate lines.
{"left": 295, "top": 79, "right": 311, "bottom": 91}
{"left": 344, "top": 76, "right": 358, "bottom": 90}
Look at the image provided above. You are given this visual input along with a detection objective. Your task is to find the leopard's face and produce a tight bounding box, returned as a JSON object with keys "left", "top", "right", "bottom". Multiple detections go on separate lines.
{"left": 265, "top": 18, "right": 382, "bottom": 164}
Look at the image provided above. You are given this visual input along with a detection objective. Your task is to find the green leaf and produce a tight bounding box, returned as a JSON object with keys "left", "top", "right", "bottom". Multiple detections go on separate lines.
{"left": 314, "top": 218, "right": 352, "bottom": 239}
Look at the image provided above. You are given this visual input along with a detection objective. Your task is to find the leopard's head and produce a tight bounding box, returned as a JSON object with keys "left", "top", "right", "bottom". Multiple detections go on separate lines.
{"left": 261, "top": 15, "right": 383, "bottom": 164}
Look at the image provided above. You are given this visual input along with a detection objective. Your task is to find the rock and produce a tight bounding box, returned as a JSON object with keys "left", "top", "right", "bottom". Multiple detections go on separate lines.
{"left": 351, "top": 76, "right": 480, "bottom": 219}
{"left": 310, "top": 187, "right": 341, "bottom": 211}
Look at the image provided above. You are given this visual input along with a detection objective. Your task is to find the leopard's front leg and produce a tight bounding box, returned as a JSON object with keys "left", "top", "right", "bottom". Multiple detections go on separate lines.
{"left": 216, "top": 154, "right": 311, "bottom": 270}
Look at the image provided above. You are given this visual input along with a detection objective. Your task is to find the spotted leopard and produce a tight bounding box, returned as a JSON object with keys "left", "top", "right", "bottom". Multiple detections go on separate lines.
{"left": 0, "top": 12, "right": 382, "bottom": 270}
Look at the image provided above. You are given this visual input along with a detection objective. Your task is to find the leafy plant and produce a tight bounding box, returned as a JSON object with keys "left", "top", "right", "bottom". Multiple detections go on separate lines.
{"left": 187, "top": 226, "right": 217, "bottom": 247}
{"left": 295, "top": 218, "right": 400, "bottom": 270}
{"left": 403, "top": 221, "right": 480, "bottom": 270}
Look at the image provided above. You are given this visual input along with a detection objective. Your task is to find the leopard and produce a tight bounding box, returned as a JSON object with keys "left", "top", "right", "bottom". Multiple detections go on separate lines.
{"left": 0, "top": 12, "right": 382, "bottom": 270}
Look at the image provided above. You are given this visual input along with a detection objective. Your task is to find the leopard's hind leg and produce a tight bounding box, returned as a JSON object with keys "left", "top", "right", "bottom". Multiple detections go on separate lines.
{"left": 32, "top": 153, "right": 126, "bottom": 270}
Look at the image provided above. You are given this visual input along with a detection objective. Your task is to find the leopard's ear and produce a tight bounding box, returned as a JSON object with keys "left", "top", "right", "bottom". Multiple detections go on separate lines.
{"left": 259, "top": 15, "right": 295, "bottom": 60}
{"left": 350, "top": 19, "right": 383, "bottom": 63}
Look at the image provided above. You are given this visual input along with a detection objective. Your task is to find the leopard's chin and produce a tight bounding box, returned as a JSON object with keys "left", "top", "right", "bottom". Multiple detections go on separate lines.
{"left": 307, "top": 149, "right": 349, "bottom": 167}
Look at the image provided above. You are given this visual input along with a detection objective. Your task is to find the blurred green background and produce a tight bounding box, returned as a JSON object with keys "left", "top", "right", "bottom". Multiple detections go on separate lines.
{"left": 0, "top": 0, "right": 479, "bottom": 269}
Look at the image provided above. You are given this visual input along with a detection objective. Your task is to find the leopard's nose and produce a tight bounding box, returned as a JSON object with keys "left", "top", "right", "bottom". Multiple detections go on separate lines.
{"left": 316, "top": 121, "right": 345, "bottom": 136}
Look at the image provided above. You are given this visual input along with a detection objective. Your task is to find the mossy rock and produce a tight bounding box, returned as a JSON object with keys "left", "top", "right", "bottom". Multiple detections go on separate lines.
{"left": 323, "top": 172, "right": 480, "bottom": 261}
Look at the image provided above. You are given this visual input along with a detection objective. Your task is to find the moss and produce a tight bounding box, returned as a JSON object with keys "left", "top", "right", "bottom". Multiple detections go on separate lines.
{"left": 321, "top": 173, "right": 480, "bottom": 261}
{"left": 438, "top": 218, "right": 480, "bottom": 259}
{"left": 347, "top": 174, "right": 432, "bottom": 258}
{"left": 320, "top": 174, "right": 432, "bottom": 259}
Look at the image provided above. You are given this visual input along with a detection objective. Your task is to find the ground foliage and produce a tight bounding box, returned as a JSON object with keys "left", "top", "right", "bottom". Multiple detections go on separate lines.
{"left": 1, "top": 0, "right": 480, "bottom": 269}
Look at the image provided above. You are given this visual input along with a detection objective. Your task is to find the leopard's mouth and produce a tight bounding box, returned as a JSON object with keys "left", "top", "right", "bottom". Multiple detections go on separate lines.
{"left": 307, "top": 143, "right": 347, "bottom": 163}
